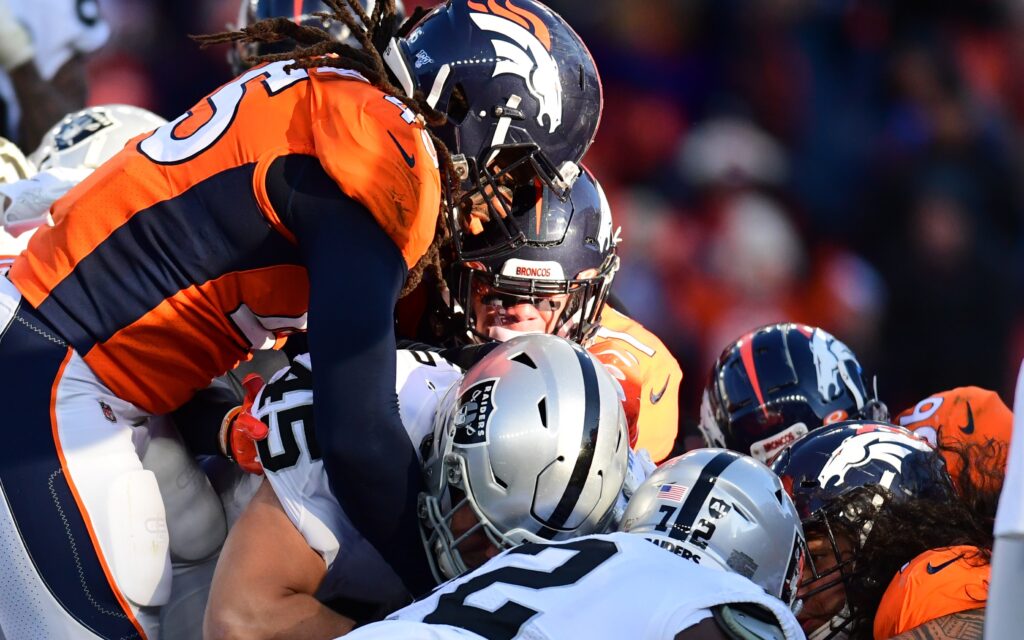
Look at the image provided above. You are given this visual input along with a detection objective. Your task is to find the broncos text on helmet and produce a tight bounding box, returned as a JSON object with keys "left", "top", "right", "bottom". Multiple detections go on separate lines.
{"left": 449, "top": 167, "right": 619, "bottom": 345}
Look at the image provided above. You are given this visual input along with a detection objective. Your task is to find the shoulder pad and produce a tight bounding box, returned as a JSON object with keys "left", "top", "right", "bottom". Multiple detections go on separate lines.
{"left": 711, "top": 603, "right": 785, "bottom": 640}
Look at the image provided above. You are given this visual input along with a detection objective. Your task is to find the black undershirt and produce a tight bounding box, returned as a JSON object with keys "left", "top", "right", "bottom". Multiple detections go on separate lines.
{"left": 265, "top": 153, "right": 433, "bottom": 594}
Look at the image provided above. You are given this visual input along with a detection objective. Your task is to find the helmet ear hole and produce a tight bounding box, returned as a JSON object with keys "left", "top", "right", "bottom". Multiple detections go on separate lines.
{"left": 448, "top": 83, "right": 470, "bottom": 124}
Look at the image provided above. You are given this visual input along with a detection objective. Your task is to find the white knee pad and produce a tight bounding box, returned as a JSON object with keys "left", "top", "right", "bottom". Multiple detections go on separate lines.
{"left": 141, "top": 417, "right": 228, "bottom": 563}
{"left": 106, "top": 469, "right": 172, "bottom": 608}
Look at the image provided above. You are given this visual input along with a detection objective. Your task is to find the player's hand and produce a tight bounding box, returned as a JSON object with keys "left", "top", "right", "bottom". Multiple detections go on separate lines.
{"left": 219, "top": 374, "right": 269, "bottom": 475}
{"left": 460, "top": 184, "right": 512, "bottom": 235}
{"left": 0, "top": 1, "right": 33, "bottom": 71}
{"left": 589, "top": 342, "right": 641, "bottom": 447}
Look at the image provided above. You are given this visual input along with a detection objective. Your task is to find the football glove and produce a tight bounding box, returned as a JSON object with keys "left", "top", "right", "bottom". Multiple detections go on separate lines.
{"left": 219, "top": 373, "right": 269, "bottom": 475}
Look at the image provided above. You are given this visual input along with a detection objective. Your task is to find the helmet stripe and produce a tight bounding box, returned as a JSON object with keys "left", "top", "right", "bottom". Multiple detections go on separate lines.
{"left": 539, "top": 346, "right": 602, "bottom": 532}
{"left": 739, "top": 332, "right": 770, "bottom": 418}
{"left": 668, "top": 451, "right": 737, "bottom": 541}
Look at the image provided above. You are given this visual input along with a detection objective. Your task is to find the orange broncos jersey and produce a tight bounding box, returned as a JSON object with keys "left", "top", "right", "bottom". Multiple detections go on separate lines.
{"left": 874, "top": 546, "right": 989, "bottom": 639}
{"left": 895, "top": 386, "right": 1011, "bottom": 490}
{"left": 589, "top": 306, "right": 682, "bottom": 463}
{"left": 9, "top": 61, "right": 440, "bottom": 415}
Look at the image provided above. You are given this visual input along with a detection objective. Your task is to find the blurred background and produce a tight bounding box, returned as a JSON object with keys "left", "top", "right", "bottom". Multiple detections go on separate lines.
{"left": 87, "top": 0, "right": 1024, "bottom": 447}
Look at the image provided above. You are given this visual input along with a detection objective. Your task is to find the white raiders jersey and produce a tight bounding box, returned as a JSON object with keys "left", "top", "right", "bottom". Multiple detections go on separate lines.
{"left": 0, "top": 0, "right": 109, "bottom": 141}
{"left": 254, "top": 349, "right": 463, "bottom": 607}
{"left": 341, "top": 531, "right": 803, "bottom": 640}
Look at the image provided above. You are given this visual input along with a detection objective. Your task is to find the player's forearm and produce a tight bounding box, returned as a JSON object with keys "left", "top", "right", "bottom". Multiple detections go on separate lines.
{"left": 9, "top": 56, "right": 87, "bottom": 150}
{"left": 279, "top": 154, "right": 434, "bottom": 594}
{"left": 172, "top": 376, "right": 244, "bottom": 456}
{"left": 889, "top": 608, "right": 985, "bottom": 639}
{"left": 205, "top": 592, "right": 355, "bottom": 640}
{"left": 207, "top": 481, "right": 348, "bottom": 640}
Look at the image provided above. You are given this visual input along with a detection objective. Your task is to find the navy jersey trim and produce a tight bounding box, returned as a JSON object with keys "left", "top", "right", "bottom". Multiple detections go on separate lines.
{"left": 0, "top": 305, "right": 143, "bottom": 638}
{"left": 36, "top": 163, "right": 302, "bottom": 354}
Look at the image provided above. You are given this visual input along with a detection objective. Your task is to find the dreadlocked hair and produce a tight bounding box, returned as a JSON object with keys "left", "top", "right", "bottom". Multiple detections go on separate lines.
{"left": 194, "top": 0, "right": 455, "bottom": 298}
{"left": 940, "top": 436, "right": 1007, "bottom": 524}
{"left": 825, "top": 447, "right": 999, "bottom": 640}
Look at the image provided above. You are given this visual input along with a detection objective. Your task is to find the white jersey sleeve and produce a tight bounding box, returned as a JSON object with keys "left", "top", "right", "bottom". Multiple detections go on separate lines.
{"left": 342, "top": 532, "right": 802, "bottom": 640}
{"left": 255, "top": 350, "right": 462, "bottom": 606}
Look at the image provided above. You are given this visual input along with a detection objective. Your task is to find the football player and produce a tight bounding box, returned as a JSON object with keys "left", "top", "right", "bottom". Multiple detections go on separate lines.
{"left": 700, "top": 323, "right": 888, "bottom": 463}
{"left": 205, "top": 334, "right": 630, "bottom": 639}
{"left": 0, "top": 1, "right": 603, "bottom": 637}
{"left": 406, "top": 168, "right": 683, "bottom": 462}
{"left": 771, "top": 421, "right": 956, "bottom": 639}
{"left": 342, "top": 449, "right": 805, "bottom": 640}
{"left": 0, "top": 0, "right": 108, "bottom": 147}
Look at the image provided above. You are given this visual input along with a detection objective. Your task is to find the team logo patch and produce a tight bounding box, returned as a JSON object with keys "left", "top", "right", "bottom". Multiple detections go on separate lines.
{"left": 817, "top": 428, "right": 932, "bottom": 489}
{"left": 54, "top": 110, "right": 115, "bottom": 151}
{"left": 452, "top": 378, "right": 498, "bottom": 447}
{"left": 807, "top": 328, "right": 864, "bottom": 407}
{"left": 99, "top": 401, "right": 116, "bottom": 423}
{"left": 468, "top": 0, "right": 563, "bottom": 133}
{"left": 414, "top": 50, "right": 434, "bottom": 69}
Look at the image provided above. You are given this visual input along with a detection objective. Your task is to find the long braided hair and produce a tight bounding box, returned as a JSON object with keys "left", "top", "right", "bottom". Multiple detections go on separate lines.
{"left": 825, "top": 441, "right": 1002, "bottom": 639}
{"left": 194, "top": 0, "right": 452, "bottom": 297}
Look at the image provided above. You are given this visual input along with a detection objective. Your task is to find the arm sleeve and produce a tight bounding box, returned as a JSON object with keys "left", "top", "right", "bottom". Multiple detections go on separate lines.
{"left": 267, "top": 153, "right": 434, "bottom": 594}
{"left": 172, "top": 374, "right": 244, "bottom": 456}
{"left": 393, "top": 339, "right": 500, "bottom": 371}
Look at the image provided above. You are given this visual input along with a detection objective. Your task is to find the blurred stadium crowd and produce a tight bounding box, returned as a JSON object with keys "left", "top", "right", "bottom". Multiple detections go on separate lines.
{"left": 89, "top": 0, "right": 1024, "bottom": 452}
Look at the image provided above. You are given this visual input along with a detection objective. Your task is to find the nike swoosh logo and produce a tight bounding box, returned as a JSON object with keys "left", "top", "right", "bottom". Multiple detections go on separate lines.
{"left": 650, "top": 376, "right": 671, "bottom": 405}
{"left": 926, "top": 554, "right": 964, "bottom": 574}
{"left": 960, "top": 402, "right": 975, "bottom": 435}
{"left": 387, "top": 131, "right": 415, "bottom": 168}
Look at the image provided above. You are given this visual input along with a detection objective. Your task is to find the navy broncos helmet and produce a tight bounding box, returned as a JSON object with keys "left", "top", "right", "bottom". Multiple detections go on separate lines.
{"left": 383, "top": 0, "right": 603, "bottom": 260}
{"left": 770, "top": 421, "right": 951, "bottom": 523}
{"left": 699, "top": 323, "right": 888, "bottom": 463}
{"left": 231, "top": 0, "right": 405, "bottom": 74}
{"left": 449, "top": 168, "right": 619, "bottom": 344}
{"left": 770, "top": 420, "right": 952, "bottom": 639}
